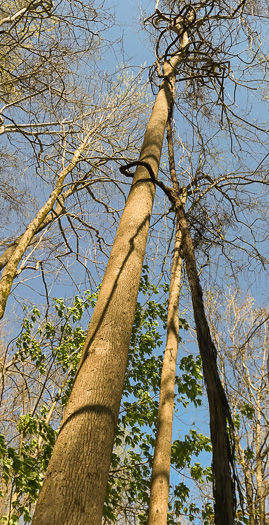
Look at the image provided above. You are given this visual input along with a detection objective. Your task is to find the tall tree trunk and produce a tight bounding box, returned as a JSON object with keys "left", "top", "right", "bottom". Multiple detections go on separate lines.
{"left": 245, "top": 466, "right": 255, "bottom": 525}
{"left": 235, "top": 436, "right": 255, "bottom": 525}
{"left": 147, "top": 218, "right": 183, "bottom": 525}
{"left": 256, "top": 398, "right": 265, "bottom": 525}
{"left": 0, "top": 131, "right": 93, "bottom": 320}
{"left": 173, "top": 196, "right": 235, "bottom": 524}
{"left": 0, "top": 480, "right": 11, "bottom": 519}
{"left": 148, "top": 115, "right": 184, "bottom": 525}
{"left": 0, "top": 168, "right": 97, "bottom": 272}
{"left": 149, "top": 142, "right": 236, "bottom": 522}
{"left": 32, "top": 48, "right": 186, "bottom": 525}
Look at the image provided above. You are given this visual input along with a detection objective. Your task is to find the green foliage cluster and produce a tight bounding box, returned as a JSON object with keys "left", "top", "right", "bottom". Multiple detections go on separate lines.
{"left": 103, "top": 267, "right": 211, "bottom": 524}
{"left": 0, "top": 268, "right": 211, "bottom": 524}
{"left": 0, "top": 414, "right": 55, "bottom": 524}
{"left": 0, "top": 290, "right": 97, "bottom": 523}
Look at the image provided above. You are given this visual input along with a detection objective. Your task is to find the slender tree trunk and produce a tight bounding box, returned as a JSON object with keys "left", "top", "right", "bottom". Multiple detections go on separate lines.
{"left": 147, "top": 219, "right": 183, "bottom": 525}
{"left": 256, "top": 399, "right": 265, "bottom": 525}
{"left": 245, "top": 467, "right": 255, "bottom": 525}
{"left": 173, "top": 195, "right": 235, "bottom": 524}
{"left": 235, "top": 437, "right": 255, "bottom": 525}
{"left": 0, "top": 131, "right": 93, "bottom": 320}
{"left": 0, "top": 169, "right": 97, "bottom": 272}
{"left": 32, "top": 49, "right": 186, "bottom": 525}
{"left": 0, "top": 480, "right": 11, "bottom": 519}
{"left": 153, "top": 135, "right": 235, "bottom": 521}
{"left": 148, "top": 115, "right": 184, "bottom": 525}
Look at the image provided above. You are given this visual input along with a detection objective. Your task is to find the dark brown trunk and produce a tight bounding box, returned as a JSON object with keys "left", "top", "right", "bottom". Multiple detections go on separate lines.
{"left": 173, "top": 196, "right": 235, "bottom": 525}
{"left": 146, "top": 113, "right": 235, "bottom": 524}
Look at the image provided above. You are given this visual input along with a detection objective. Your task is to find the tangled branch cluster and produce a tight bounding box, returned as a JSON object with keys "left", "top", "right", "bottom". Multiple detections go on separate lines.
{"left": 146, "top": 0, "right": 246, "bottom": 103}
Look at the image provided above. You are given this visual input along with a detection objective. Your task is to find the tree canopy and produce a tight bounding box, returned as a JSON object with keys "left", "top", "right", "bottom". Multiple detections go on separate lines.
{"left": 0, "top": 0, "right": 269, "bottom": 524}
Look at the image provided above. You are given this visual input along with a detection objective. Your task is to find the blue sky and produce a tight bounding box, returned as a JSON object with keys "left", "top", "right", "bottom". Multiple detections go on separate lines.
{"left": 2, "top": 2, "right": 268, "bottom": 521}
{"left": 101, "top": 2, "right": 269, "bottom": 521}
{"left": 104, "top": 0, "right": 155, "bottom": 69}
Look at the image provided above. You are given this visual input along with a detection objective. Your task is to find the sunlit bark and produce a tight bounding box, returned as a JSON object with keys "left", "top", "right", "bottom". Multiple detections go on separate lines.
{"left": 148, "top": 115, "right": 184, "bottom": 525}
{"left": 32, "top": 48, "right": 186, "bottom": 525}
{"left": 148, "top": 219, "right": 183, "bottom": 525}
{"left": 0, "top": 132, "right": 92, "bottom": 320}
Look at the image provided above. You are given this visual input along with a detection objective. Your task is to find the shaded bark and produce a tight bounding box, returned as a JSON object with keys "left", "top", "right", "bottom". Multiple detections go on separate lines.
{"left": 32, "top": 49, "right": 186, "bottom": 525}
{"left": 207, "top": 293, "right": 269, "bottom": 525}
{"left": 245, "top": 470, "right": 255, "bottom": 525}
{"left": 122, "top": 110, "right": 236, "bottom": 523}
{"left": 174, "top": 198, "right": 235, "bottom": 524}
{"left": 136, "top": 116, "right": 236, "bottom": 522}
